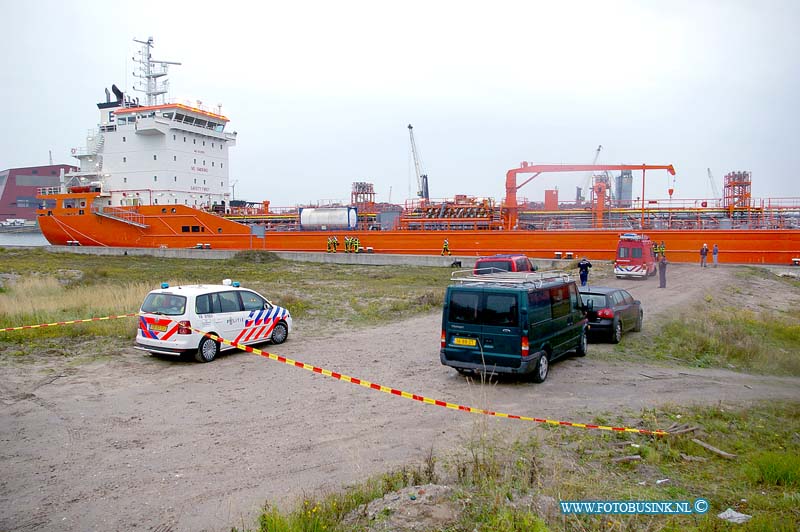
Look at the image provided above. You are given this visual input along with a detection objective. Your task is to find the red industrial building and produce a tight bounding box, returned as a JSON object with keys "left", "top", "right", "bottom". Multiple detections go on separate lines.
{"left": 0, "top": 164, "right": 77, "bottom": 221}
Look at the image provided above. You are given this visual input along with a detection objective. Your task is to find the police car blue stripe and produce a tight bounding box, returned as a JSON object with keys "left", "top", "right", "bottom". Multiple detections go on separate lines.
{"left": 140, "top": 317, "right": 158, "bottom": 339}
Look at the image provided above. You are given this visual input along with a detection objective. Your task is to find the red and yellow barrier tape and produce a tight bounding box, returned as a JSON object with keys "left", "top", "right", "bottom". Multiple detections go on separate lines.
{"left": 0, "top": 313, "right": 668, "bottom": 436}
{"left": 197, "top": 328, "right": 668, "bottom": 436}
{"left": 0, "top": 313, "right": 138, "bottom": 332}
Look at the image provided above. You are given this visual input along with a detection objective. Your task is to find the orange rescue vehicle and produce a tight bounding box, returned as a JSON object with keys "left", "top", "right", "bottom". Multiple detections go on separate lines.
{"left": 614, "top": 233, "right": 657, "bottom": 279}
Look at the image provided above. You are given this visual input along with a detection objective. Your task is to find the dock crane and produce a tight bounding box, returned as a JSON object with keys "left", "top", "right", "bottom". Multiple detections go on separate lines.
{"left": 407, "top": 124, "right": 430, "bottom": 202}
{"left": 579, "top": 145, "right": 603, "bottom": 203}
{"left": 707, "top": 168, "right": 721, "bottom": 199}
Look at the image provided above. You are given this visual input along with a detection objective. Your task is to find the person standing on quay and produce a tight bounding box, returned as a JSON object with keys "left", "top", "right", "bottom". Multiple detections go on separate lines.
{"left": 441, "top": 238, "right": 451, "bottom": 256}
{"left": 700, "top": 243, "right": 709, "bottom": 267}
{"left": 577, "top": 257, "right": 592, "bottom": 286}
{"left": 712, "top": 243, "right": 719, "bottom": 267}
{"left": 658, "top": 255, "right": 668, "bottom": 288}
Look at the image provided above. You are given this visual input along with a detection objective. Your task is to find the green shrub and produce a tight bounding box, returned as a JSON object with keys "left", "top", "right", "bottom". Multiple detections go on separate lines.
{"left": 746, "top": 451, "right": 800, "bottom": 488}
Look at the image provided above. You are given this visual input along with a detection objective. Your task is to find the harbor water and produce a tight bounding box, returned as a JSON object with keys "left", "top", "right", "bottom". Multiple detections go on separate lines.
{"left": 0, "top": 231, "right": 49, "bottom": 247}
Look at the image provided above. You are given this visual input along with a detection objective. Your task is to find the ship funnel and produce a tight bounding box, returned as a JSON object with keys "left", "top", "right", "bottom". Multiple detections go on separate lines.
{"left": 105, "top": 87, "right": 110, "bottom": 103}
{"left": 111, "top": 84, "right": 123, "bottom": 102}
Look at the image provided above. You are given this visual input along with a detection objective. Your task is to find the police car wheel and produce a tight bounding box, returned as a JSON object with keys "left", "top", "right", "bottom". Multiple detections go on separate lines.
{"left": 195, "top": 337, "right": 219, "bottom": 363}
{"left": 634, "top": 312, "right": 643, "bottom": 332}
{"left": 270, "top": 322, "right": 288, "bottom": 344}
{"left": 531, "top": 352, "right": 549, "bottom": 383}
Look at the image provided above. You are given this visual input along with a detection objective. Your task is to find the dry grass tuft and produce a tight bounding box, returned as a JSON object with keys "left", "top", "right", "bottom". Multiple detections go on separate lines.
{"left": 0, "top": 276, "right": 154, "bottom": 340}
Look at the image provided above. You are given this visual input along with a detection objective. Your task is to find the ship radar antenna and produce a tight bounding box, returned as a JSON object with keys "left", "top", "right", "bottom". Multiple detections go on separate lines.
{"left": 131, "top": 37, "right": 182, "bottom": 106}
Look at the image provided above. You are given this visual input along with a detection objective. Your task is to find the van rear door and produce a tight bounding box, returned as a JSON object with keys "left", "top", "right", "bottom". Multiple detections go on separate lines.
{"left": 444, "top": 288, "right": 523, "bottom": 369}
{"left": 445, "top": 288, "right": 483, "bottom": 359}
{"left": 616, "top": 241, "right": 632, "bottom": 265}
{"left": 480, "top": 291, "right": 522, "bottom": 366}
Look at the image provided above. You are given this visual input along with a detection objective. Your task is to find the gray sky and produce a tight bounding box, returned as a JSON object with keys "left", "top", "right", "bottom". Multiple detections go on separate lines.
{"left": 4, "top": 0, "right": 799, "bottom": 207}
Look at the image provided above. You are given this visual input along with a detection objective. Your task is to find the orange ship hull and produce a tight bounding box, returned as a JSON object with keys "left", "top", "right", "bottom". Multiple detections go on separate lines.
{"left": 37, "top": 195, "right": 800, "bottom": 265}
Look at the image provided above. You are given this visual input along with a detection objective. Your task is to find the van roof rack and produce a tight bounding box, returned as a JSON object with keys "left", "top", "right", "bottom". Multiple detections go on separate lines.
{"left": 450, "top": 269, "right": 571, "bottom": 288}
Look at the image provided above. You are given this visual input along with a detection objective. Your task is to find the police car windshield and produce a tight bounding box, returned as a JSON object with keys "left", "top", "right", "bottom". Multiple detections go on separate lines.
{"left": 142, "top": 293, "right": 187, "bottom": 316}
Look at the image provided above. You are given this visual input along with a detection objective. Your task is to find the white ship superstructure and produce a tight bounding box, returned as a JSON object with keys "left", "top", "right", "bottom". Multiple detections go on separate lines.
{"left": 65, "top": 37, "right": 236, "bottom": 210}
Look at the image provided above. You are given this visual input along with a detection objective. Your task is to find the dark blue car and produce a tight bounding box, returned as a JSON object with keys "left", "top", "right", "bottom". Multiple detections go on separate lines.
{"left": 578, "top": 286, "right": 642, "bottom": 343}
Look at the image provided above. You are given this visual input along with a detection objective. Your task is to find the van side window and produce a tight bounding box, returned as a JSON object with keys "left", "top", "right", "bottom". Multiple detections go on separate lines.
{"left": 515, "top": 258, "right": 526, "bottom": 271}
{"left": 528, "top": 290, "right": 552, "bottom": 323}
{"left": 218, "top": 291, "right": 242, "bottom": 313}
{"left": 484, "top": 294, "right": 518, "bottom": 326}
{"left": 241, "top": 291, "right": 265, "bottom": 311}
{"left": 568, "top": 283, "right": 579, "bottom": 309}
{"left": 550, "top": 285, "right": 571, "bottom": 319}
{"left": 449, "top": 292, "right": 480, "bottom": 323}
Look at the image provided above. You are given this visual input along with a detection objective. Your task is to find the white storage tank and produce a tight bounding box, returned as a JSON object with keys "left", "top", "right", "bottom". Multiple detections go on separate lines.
{"left": 299, "top": 207, "right": 358, "bottom": 230}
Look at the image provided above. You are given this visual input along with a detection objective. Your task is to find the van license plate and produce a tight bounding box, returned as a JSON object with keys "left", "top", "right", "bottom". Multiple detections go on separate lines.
{"left": 454, "top": 337, "right": 476, "bottom": 347}
{"left": 149, "top": 324, "right": 168, "bottom": 332}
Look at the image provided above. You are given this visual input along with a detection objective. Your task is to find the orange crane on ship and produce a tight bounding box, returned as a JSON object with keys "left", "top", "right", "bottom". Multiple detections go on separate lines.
{"left": 503, "top": 162, "right": 676, "bottom": 230}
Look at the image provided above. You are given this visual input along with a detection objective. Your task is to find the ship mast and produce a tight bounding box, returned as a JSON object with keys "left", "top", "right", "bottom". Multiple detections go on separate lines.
{"left": 132, "top": 37, "right": 181, "bottom": 106}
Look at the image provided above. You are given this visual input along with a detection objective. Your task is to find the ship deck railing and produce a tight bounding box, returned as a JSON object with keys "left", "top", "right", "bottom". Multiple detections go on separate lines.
{"left": 92, "top": 206, "right": 149, "bottom": 228}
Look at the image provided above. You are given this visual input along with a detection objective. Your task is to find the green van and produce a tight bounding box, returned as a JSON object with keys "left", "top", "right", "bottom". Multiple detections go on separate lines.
{"left": 440, "top": 272, "right": 588, "bottom": 382}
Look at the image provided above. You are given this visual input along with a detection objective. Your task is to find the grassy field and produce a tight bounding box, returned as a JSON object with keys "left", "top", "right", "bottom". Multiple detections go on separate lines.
{"left": 0, "top": 248, "right": 450, "bottom": 344}
{"left": 236, "top": 402, "right": 800, "bottom": 532}
{"left": 612, "top": 269, "right": 800, "bottom": 378}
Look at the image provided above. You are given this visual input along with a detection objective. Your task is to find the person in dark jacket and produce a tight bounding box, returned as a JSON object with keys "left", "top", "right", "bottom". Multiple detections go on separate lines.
{"left": 577, "top": 257, "right": 592, "bottom": 286}
{"left": 658, "top": 255, "right": 668, "bottom": 288}
{"left": 700, "top": 243, "right": 709, "bottom": 267}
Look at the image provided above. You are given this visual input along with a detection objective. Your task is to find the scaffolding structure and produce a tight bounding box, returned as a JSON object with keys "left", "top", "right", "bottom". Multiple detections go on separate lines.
{"left": 723, "top": 171, "right": 752, "bottom": 211}
{"left": 351, "top": 182, "right": 376, "bottom": 207}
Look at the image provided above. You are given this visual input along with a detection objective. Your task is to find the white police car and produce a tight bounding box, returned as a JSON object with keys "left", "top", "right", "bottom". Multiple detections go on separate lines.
{"left": 135, "top": 279, "right": 292, "bottom": 362}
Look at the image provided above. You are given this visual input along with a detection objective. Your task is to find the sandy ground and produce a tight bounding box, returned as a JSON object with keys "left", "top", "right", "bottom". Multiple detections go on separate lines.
{"left": 1, "top": 263, "right": 799, "bottom": 531}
